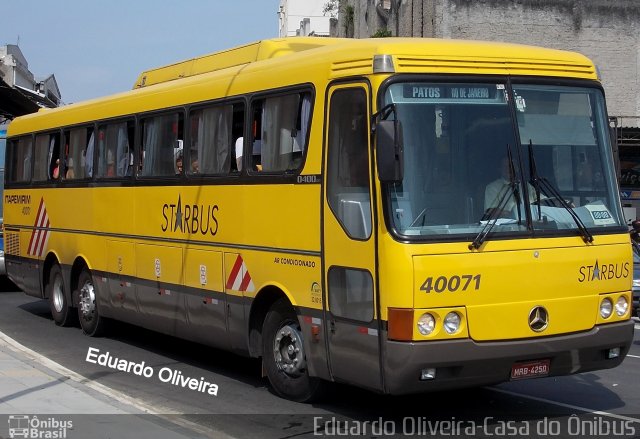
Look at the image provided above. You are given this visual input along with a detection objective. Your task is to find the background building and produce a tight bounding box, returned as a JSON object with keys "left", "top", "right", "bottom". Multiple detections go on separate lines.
{"left": 278, "top": 0, "right": 331, "bottom": 37}
{"left": 328, "top": 0, "right": 640, "bottom": 210}
{"left": 0, "top": 44, "right": 61, "bottom": 120}
{"left": 330, "top": 0, "right": 639, "bottom": 123}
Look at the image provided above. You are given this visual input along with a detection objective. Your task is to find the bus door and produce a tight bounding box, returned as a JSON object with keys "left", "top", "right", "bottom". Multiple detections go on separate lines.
{"left": 322, "top": 84, "right": 382, "bottom": 391}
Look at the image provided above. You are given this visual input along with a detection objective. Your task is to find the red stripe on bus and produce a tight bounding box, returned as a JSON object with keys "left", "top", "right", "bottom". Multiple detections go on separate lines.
{"left": 28, "top": 230, "right": 39, "bottom": 255}
{"left": 36, "top": 219, "right": 50, "bottom": 256}
{"left": 239, "top": 270, "right": 252, "bottom": 291}
{"left": 27, "top": 199, "right": 46, "bottom": 253}
{"left": 35, "top": 198, "right": 46, "bottom": 227}
{"left": 226, "top": 255, "right": 243, "bottom": 290}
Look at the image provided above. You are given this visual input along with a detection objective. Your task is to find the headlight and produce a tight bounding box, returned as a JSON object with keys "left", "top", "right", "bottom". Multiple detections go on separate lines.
{"left": 443, "top": 312, "right": 461, "bottom": 334}
{"left": 615, "top": 296, "right": 629, "bottom": 317}
{"left": 600, "top": 298, "right": 613, "bottom": 319}
{"left": 417, "top": 313, "right": 436, "bottom": 335}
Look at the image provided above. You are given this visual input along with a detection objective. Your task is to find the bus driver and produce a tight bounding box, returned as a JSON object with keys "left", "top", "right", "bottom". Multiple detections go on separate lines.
{"left": 484, "top": 156, "right": 537, "bottom": 218}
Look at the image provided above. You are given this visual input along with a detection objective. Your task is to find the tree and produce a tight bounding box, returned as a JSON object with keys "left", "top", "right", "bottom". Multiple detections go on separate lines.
{"left": 323, "top": 0, "right": 339, "bottom": 18}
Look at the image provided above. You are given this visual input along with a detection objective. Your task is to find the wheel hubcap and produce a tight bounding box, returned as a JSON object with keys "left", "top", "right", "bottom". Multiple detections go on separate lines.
{"left": 273, "top": 323, "right": 306, "bottom": 377}
{"left": 52, "top": 274, "right": 64, "bottom": 313}
{"left": 79, "top": 281, "right": 96, "bottom": 321}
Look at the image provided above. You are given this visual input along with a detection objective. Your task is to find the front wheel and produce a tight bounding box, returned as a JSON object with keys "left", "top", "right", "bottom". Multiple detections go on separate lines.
{"left": 76, "top": 268, "right": 106, "bottom": 336}
{"left": 262, "top": 298, "right": 325, "bottom": 402}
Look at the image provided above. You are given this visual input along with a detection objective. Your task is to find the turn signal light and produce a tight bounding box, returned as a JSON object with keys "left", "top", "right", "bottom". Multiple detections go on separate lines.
{"left": 388, "top": 308, "right": 413, "bottom": 341}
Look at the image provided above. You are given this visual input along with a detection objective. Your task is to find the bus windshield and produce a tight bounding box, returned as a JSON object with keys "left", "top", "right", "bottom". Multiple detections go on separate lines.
{"left": 383, "top": 81, "right": 624, "bottom": 239}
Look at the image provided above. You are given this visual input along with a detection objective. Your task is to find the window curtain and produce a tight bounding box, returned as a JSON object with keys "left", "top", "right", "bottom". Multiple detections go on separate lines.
{"left": 17, "top": 138, "right": 33, "bottom": 182}
{"left": 142, "top": 119, "right": 159, "bottom": 176}
{"left": 69, "top": 128, "right": 87, "bottom": 179}
{"left": 97, "top": 128, "right": 107, "bottom": 177}
{"left": 261, "top": 95, "right": 298, "bottom": 171}
{"left": 198, "top": 105, "right": 232, "bottom": 174}
{"left": 85, "top": 132, "right": 94, "bottom": 177}
{"left": 143, "top": 114, "right": 177, "bottom": 176}
{"left": 32, "top": 136, "right": 50, "bottom": 181}
{"left": 116, "top": 124, "right": 129, "bottom": 176}
{"left": 294, "top": 93, "right": 311, "bottom": 153}
{"left": 46, "top": 137, "right": 56, "bottom": 180}
{"left": 105, "top": 125, "right": 119, "bottom": 177}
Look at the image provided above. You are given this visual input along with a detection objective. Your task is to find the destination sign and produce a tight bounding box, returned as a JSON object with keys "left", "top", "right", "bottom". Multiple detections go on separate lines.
{"left": 402, "top": 84, "right": 500, "bottom": 101}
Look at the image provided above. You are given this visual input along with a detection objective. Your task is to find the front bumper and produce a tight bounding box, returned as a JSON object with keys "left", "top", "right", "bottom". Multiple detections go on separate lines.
{"left": 384, "top": 320, "right": 634, "bottom": 394}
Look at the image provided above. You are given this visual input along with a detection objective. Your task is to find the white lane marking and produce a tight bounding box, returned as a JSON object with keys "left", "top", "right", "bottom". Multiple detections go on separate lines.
{"left": 0, "top": 329, "right": 232, "bottom": 438}
{"left": 489, "top": 387, "right": 640, "bottom": 424}
{"left": 627, "top": 354, "right": 640, "bottom": 359}
{"left": 634, "top": 324, "right": 640, "bottom": 330}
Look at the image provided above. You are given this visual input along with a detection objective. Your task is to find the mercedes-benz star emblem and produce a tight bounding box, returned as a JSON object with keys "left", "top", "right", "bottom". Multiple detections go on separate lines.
{"left": 528, "top": 306, "right": 549, "bottom": 332}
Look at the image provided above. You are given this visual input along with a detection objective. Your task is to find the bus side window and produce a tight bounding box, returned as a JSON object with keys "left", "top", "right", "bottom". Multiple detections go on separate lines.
{"left": 8, "top": 136, "right": 33, "bottom": 183}
{"left": 327, "top": 88, "right": 371, "bottom": 240}
{"left": 33, "top": 133, "right": 58, "bottom": 182}
{"left": 65, "top": 126, "right": 94, "bottom": 180}
{"left": 250, "top": 91, "right": 311, "bottom": 173}
{"left": 140, "top": 113, "right": 184, "bottom": 177}
{"left": 97, "top": 120, "right": 134, "bottom": 178}
{"left": 188, "top": 103, "right": 237, "bottom": 175}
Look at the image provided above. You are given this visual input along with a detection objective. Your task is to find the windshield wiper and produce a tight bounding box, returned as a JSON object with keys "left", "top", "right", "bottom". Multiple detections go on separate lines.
{"left": 527, "top": 140, "right": 594, "bottom": 243}
{"left": 469, "top": 144, "right": 520, "bottom": 250}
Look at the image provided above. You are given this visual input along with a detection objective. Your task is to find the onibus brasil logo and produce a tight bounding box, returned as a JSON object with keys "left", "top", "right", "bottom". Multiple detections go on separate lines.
{"left": 8, "top": 415, "right": 72, "bottom": 438}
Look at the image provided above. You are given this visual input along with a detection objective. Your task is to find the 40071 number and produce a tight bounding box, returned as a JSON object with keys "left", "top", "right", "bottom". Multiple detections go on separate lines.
{"left": 420, "top": 274, "right": 481, "bottom": 293}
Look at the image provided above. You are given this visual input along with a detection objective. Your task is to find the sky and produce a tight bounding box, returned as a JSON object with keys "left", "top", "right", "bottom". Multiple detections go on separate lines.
{"left": 2, "top": 0, "right": 280, "bottom": 104}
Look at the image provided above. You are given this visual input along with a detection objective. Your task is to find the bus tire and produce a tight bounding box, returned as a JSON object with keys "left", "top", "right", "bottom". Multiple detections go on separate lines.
{"left": 47, "top": 264, "right": 74, "bottom": 326}
{"left": 262, "top": 298, "right": 324, "bottom": 402}
{"left": 76, "top": 268, "right": 106, "bottom": 336}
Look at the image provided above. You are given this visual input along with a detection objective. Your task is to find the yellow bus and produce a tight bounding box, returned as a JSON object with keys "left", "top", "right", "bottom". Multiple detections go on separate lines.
{"left": 3, "top": 37, "right": 633, "bottom": 402}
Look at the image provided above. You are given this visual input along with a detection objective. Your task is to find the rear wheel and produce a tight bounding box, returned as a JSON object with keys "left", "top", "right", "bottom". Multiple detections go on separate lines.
{"left": 76, "top": 268, "right": 106, "bottom": 336}
{"left": 262, "top": 298, "right": 324, "bottom": 402}
{"left": 47, "top": 264, "right": 74, "bottom": 326}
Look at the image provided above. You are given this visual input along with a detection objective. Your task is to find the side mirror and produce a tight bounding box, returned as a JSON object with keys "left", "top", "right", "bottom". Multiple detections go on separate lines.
{"left": 375, "top": 119, "right": 404, "bottom": 183}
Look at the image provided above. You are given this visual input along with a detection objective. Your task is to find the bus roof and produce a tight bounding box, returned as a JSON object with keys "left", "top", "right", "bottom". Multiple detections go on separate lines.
{"left": 132, "top": 37, "right": 596, "bottom": 89}
{"left": 132, "top": 38, "right": 344, "bottom": 89}
{"left": 7, "top": 37, "right": 597, "bottom": 136}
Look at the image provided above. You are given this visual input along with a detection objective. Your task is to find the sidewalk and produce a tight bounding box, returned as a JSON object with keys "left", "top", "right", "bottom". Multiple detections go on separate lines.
{"left": 0, "top": 331, "right": 230, "bottom": 439}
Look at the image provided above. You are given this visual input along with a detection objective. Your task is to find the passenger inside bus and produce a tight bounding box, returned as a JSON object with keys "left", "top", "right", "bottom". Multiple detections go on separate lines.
{"left": 52, "top": 159, "right": 60, "bottom": 179}
{"left": 175, "top": 150, "right": 183, "bottom": 175}
{"left": 65, "top": 158, "right": 75, "bottom": 179}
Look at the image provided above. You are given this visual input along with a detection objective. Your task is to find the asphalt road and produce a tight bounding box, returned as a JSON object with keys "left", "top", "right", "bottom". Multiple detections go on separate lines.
{"left": 1, "top": 281, "right": 639, "bottom": 438}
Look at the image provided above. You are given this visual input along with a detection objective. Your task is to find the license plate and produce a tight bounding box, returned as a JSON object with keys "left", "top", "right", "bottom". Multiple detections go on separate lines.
{"left": 510, "top": 359, "right": 550, "bottom": 380}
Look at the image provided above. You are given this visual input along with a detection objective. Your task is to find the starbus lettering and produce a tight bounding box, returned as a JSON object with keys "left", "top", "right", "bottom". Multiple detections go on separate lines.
{"left": 161, "top": 195, "right": 219, "bottom": 236}
{"left": 578, "top": 260, "right": 629, "bottom": 282}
